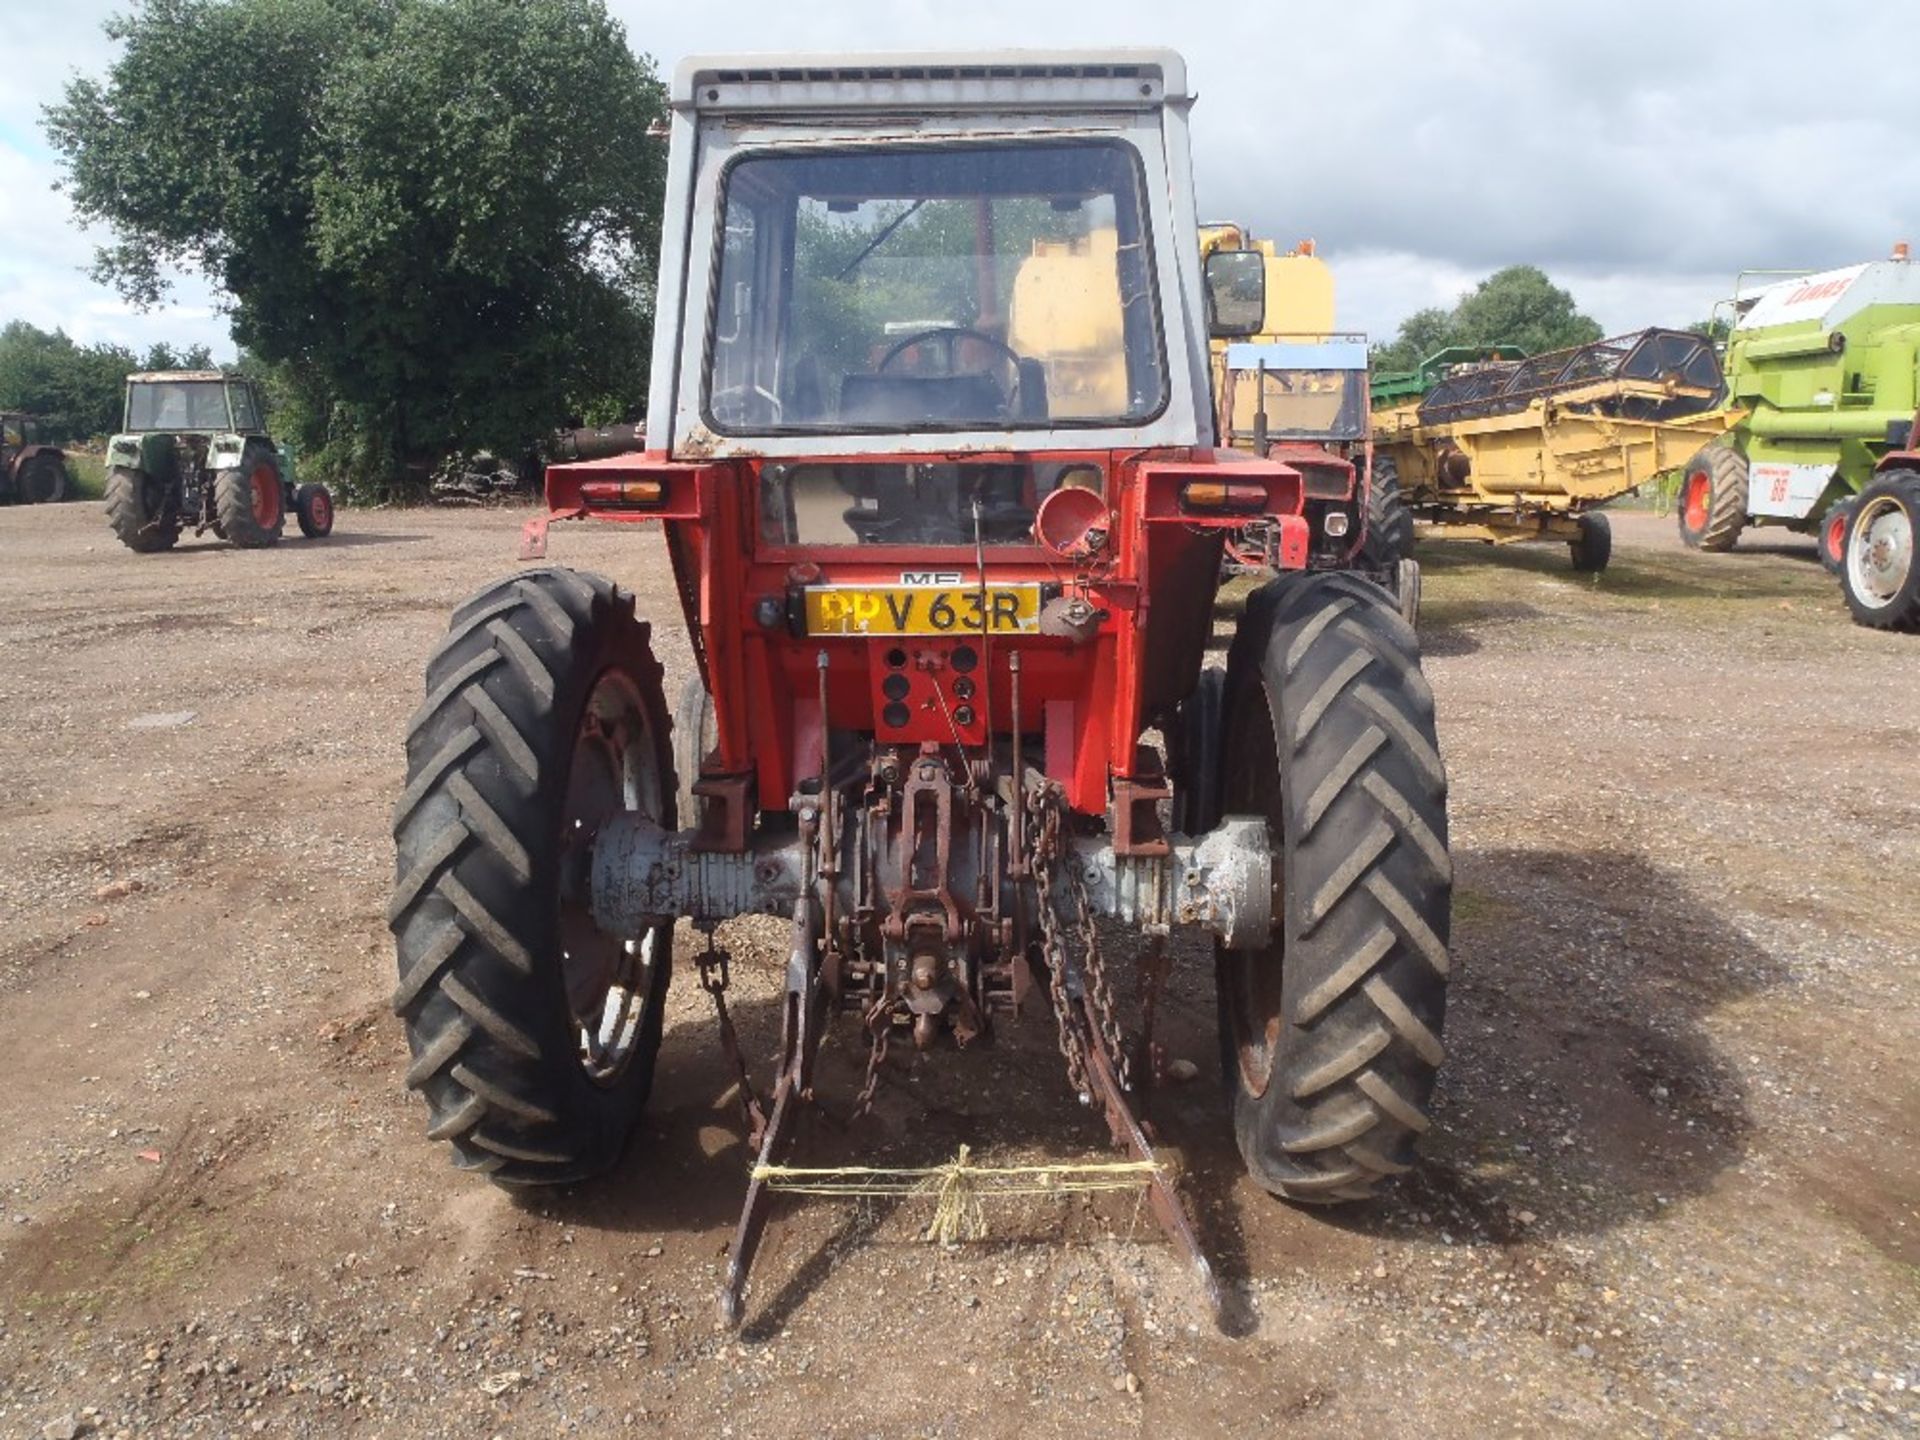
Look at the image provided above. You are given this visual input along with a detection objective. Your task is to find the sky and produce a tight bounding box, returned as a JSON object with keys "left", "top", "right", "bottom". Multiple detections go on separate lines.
{"left": 0, "top": 0, "right": 1909, "bottom": 361}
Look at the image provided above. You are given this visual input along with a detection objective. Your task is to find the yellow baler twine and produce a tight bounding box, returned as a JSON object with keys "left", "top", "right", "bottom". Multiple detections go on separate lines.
{"left": 750, "top": 1144, "right": 1165, "bottom": 1244}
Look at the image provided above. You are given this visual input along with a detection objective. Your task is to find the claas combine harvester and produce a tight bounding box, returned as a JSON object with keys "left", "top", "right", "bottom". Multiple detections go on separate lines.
{"left": 389, "top": 51, "right": 1453, "bottom": 1329}
{"left": 1675, "top": 251, "right": 1920, "bottom": 631}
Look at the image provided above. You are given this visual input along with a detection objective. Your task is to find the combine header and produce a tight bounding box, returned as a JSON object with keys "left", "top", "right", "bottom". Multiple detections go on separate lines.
{"left": 390, "top": 51, "right": 1453, "bottom": 1329}
{"left": 1372, "top": 328, "right": 1730, "bottom": 570}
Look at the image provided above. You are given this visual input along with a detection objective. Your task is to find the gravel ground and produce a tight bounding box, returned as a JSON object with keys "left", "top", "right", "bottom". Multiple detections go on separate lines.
{"left": 0, "top": 501, "right": 1913, "bottom": 1439}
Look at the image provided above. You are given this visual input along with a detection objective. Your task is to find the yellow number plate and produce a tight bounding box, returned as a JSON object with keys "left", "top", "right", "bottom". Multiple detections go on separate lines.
{"left": 803, "top": 584, "right": 1042, "bottom": 636}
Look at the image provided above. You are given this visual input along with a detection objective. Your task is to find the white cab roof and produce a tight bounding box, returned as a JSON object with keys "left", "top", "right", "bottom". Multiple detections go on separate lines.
{"left": 670, "top": 50, "right": 1189, "bottom": 108}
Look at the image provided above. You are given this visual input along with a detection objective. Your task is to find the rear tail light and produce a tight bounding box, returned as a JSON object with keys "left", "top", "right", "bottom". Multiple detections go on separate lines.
{"left": 579, "top": 479, "right": 666, "bottom": 507}
{"left": 1180, "top": 480, "right": 1268, "bottom": 513}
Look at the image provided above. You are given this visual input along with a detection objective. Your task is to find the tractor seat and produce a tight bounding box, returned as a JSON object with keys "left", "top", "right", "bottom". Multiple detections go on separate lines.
{"left": 840, "top": 373, "right": 1007, "bottom": 427}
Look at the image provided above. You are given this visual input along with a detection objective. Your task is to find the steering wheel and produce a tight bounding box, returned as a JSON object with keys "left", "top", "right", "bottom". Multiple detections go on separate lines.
{"left": 708, "top": 381, "right": 783, "bottom": 427}
{"left": 877, "top": 326, "right": 1023, "bottom": 399}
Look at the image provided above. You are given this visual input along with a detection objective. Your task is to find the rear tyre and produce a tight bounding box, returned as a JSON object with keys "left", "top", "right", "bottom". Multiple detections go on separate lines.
{"left": 390, "top": 567, "right": 677, "bottom": 1184}
{"left": 216, "top": 445, "right": 285, "bottom": 547}
{"left": 1171, "top": 665, "right": 1225, "bottom": 835}
{"left": 1359, "top": 454, "right": 1416, "bottom": 568}
{"left": 16, "top": 452, "right": 68, "bottom": 505}
{"left": 1818, "top": 498, "right": 1856, "bottom": 575}
{"left": 671, "top": 674, "right": 716, "bottom": 830}
{"left": 1217, "top": 571, "right": 1451, "bottom": 1201}
{"left": 1840, "top": 471, "right": 1920, "bottom": 631}
{"left": 296, "top": 482, "right": 335, "bottom": 538}
{"left": 1570, "top": 512, "right": 1612, "bottom": 573}
{"left": 104, "top": 466, "right": 180, "bottom": 553}
{"left": 1676, "top": 446, "right": 1747, "bottom": 551}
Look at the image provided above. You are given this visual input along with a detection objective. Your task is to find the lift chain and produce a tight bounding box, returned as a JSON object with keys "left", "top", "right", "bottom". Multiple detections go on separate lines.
{"left": 1031, "top": 801, "right": 1090, "bottom": 1099}
{"left": 1029, "top": 790, "right": 1130, "bottom": 1095}
{"left": 697, "top": 927, "right": 768, "bottom": 1146}
{"left": 852, "top": 999, "right": 892, "bottom": 1121}
{"left": 1067, "top": 840, "right": 1132, "bottom": 1091}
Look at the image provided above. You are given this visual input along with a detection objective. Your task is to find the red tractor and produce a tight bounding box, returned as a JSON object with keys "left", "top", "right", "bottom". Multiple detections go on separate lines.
{"left": 391, "top": 50, "right": 1452, "bottom": 1329}
{"left": 1, "top": 413, "right": 69, "bottom": 505}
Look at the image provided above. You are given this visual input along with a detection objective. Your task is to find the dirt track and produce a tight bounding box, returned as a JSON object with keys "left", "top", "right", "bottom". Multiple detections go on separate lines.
{"left": 0, "top": 502, "right": 1914, "bottom": 1439}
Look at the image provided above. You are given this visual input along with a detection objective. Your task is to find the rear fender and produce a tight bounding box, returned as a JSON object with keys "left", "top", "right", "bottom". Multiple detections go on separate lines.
{"left": 106, "top": 433, "right": 145, "bottom": 471}
{"left": 8, "top": 443, "right": 63, "bottom": 473}
{"left": 1136, "top": 450, "right": 1310, "bottom": 567}
{"left": 208, "top": 433, "right": 249, "bottom": 471}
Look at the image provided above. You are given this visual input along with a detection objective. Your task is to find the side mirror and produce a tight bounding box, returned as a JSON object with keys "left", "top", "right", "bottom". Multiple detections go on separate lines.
{"left": 1204, "top": 250, "right": 1266, "bottom": 338}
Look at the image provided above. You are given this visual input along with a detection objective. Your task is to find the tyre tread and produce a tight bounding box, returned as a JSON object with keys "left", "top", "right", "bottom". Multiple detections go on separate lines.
{"left": 1222, "top": 571, "right": 1452, "bottom": 1202}
{"left": 390, "top": 566, "right": 672, "bottom": 1186}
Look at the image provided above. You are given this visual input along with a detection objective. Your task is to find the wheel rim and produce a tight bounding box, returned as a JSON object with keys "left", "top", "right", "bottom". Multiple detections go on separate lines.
{"left": 1825, "top": 509, "right": 1848, "bottom": 565}
{"left": 1222, "top": 684, "right": 1286, "bottom": 1099}
{"left": 250, "top": 466, "right": 279, "bottom": 527}
{"left": 1847, "top": 496, "right": 1915, "bottom": 608}
{"left": 310, "top": 491, "right": 332, "bottom": 531}
{"left": 1683, "top": 471, "right": 1710, "bottom": 531}
{"left": 560, "top": 668, "right": 667, "bottom": 1086}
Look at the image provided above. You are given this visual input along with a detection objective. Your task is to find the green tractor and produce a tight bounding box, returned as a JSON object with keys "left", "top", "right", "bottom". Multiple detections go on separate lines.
{"left": 1676, "top": 251, "right": 1920, "bottom": 629}
{"left": 104, "top": 370, "right": 333, "bottom": 553}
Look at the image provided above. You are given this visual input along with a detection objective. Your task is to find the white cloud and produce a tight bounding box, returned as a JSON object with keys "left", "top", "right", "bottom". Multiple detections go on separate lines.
{"left": 0, "top": 136, "right": 234, "bottom": 357}
{"left": 1, "top": 0, "right": 1909, "bottom": 358}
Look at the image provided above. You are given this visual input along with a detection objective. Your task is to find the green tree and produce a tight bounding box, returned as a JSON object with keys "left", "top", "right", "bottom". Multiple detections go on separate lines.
{"left": 1452, "top": 265, "right": 1603, "bottom": 357}
{"left": 45, "top": 0, "right": 667, "bottom": 497}
{"left": 0, "top": 321, "right": 136, "bottom": 440}
{"left": 1372, "top": 265, "right": 1603, "bottom": 371}
{"left": 139, "top": 341, "right": 215, "bottom": 372}
{"left": 1371, "top": 307, "right": 1457, "bottom": 374}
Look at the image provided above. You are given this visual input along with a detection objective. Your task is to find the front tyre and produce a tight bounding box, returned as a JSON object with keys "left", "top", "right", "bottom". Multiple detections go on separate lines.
{"left": 1818, "top": 497, "right": 1856, "bottom": 576}
{"left": 1841, "top": 471, "right": 1920, "bottom": 631}
{"left": 390, "top": 567, "right": 677, "bottom": 1184}
{"left": 1170, "top": 665, "right": 1226, "bottom": 836}
{"left": 1676, "top": 446, "right": 1747, "bottom": 551}
{"left": 671, "top": 674, "right": 716, "bottom": 831}
{"left": 1218, "top": 571, "right": 1452, "bottom": 1201}
{"left": 295, "top": 482, "right": 335, "bottom": 538}
{"left": 216, "top": 445, "right": 285, "bottom": 547}
{"left": 1392, "top": 557, "right": 1422, "bottom": 627}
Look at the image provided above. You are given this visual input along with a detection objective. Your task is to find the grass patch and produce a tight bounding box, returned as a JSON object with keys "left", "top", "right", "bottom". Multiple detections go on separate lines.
{"left": 63, "top": 452, "right": 106, "bottom": 501}
{"left": 1452, "top": 887, "right": 1521, "bottom": 927}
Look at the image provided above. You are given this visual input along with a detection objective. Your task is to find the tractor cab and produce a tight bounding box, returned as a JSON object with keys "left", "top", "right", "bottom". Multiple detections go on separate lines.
{"left": 540, "top": 54, "right": 1309, "bottom": 820}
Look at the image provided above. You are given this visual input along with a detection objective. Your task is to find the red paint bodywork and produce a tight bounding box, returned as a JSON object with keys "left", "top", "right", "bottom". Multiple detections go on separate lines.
{"left": 543, "top": 446, "right": 1306, "bottom": 833}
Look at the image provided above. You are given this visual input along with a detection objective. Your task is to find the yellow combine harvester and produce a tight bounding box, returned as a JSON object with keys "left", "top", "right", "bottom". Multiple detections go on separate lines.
{"left": 1369, "top": 331, "right": 1735, "bottom": 572}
